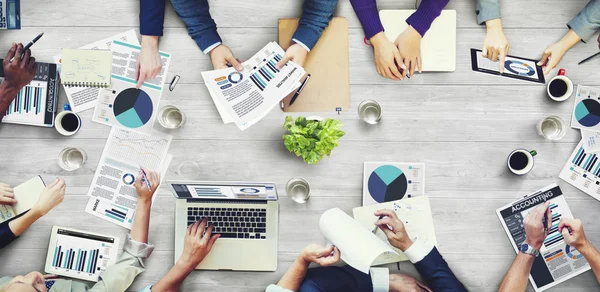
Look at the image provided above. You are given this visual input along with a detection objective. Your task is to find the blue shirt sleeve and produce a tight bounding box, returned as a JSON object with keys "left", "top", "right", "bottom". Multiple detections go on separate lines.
{"left": 567, "top": 0, "right": 600, "bottom": 42}
{"left": 0, "top": 220, "right": 17, "bottom": 249}
{"left": 140, "top": 0, "right": 167, "bottom": 36}
{"left": 169, "top": 0, "right": 222, "bottom": 53}
{"left": 476, "top": 0, "right": 501, "bottom": 25}
{"left": 413, "top": 247, "right": 468, "bottom": 292}
{"left": 292, "top": 0, "right": 339, "bottom": 51}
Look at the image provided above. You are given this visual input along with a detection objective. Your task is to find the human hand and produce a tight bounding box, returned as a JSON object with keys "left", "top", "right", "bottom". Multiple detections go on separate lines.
{"left": 210, "top": 44, "right": 243, "bottom": 71}
{"left": 136, "top": 36, "right": 162, "bottom": 89}
{"left": 0, "top": 183, "right": 17, "bottom": 205}
{"left": 177, "top": 218, "right": 220, "bottom": 270}
{"left": 523, "top": 201, "right": 551, "bottom": 250}
{"left": 395, "top": 26, "right": 422, "bottom": 78}
{"left": 559, "top": 218, "right": 590, "bottom": 249}
{"left": 134, "top": 168, "right": 160, "bottom": 203}
{"left": 299, "top": 244, "right": 340, "bottom": 266}
{"left": 374, "top": 209, "right": 413, "bottom": 251}
{"left": 32, "top": 178, "right": 65, "bottom": 216}
{"left": 370, "top": 32, "right": 405, "bottom": 80}
{"left": 482, "top": 19, "right": 510, "bottom": 73}
{"left": 537, "top": 41, "right": 569, "bottom": 75}
{"left": 389, "top": 273, "right": 432, "bottom": 292}
{"left": 276, "top": 44, "right": 308, "bottom": 69}
{"left": 2, "top": 43, "right": 36, "bottom": 90}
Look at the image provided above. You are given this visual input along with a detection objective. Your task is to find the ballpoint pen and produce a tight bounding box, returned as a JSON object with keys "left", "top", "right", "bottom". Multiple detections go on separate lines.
{"left": 10, "top": 32, "right": 44, "bottom": 62}
{"left": 578, "top": 51, "right": 600, "bottom": 65}
{"left": 372, "top": 215, "right": 384, "bottom": 234}
{"left": 140, "top": 169, "right": 152, "bottom": 191}
{"left": 289, "top": 74, "right": 311, "bottom": 107}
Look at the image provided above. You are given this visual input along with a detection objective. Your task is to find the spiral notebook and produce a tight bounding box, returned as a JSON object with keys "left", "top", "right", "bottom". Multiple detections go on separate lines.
{"left": 60, "top": 49, "right": 112, "bottom": 87}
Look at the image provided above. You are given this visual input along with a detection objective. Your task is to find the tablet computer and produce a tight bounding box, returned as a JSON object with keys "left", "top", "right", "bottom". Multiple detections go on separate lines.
{"left": 45, "top": 226, "right": 120, "bottom": 282}
{"left": 471, "top": 48, "right": 545, "bottom": 84}
{"left": 496, "top": 184, "right": 590, "bottom": 291}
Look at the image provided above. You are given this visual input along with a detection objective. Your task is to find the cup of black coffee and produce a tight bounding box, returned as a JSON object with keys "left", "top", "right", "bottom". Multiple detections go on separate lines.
{"left": 547, "top": 68, "right": 573, "bottom": 101}
{"left": 55, "top": 108, "right": 81, "bottom": 136}
{"left": 507, "top": 149, "right": 537, "bottom": 175}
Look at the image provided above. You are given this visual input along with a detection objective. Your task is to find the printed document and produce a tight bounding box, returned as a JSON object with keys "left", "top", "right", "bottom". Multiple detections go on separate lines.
{"left": 85, "top": 128, "right": 172, "bottom": 229}
{"left": 53, "top": 30, "right": 139, "bottom": 113}
{"left": 202, "top": 42, "right": 304, "bottom": 130}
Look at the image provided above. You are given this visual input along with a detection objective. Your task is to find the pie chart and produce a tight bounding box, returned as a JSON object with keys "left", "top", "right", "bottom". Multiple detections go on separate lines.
{"left": 368, "top": 165, "right": 408, "bottom": 203}
{"left": 565, "top": 245, "right": 584, "bottom": 260}
{"left": 575, "top": 99, "right": 600, "bottom": 127}
{"left": 504, "top": 60, "right": 535, "bottom": 76}
{"left": 113, "top": 88, "right": 153, "bottom": 128}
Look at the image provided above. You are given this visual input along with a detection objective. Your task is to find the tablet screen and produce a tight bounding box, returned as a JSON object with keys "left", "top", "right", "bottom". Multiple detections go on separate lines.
{"left": 471, "top": 49, "right": 545, "bottom": 83}
{"left": 46, "top": 227, "right": 120, "bottom": 282}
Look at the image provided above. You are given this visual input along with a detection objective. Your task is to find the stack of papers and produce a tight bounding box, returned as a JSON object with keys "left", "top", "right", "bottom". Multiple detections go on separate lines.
{"left": 202, "top": 42, "right": 304, "bottom": 130}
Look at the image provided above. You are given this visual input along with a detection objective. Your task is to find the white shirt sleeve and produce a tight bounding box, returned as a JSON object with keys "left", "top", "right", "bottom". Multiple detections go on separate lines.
{"left": 203, "top": 42, "right": 222, "bottom": 55}
{"left": 265, "top": 284, "right": 293, "bottom": 292}
{"left": 370, "top": 267, "right": 389, "bottom": 292}
{"left": 291, "top": 38, "right": 311, "bottom": 52}
{"left": 403, "top": 240, "right": 434, "bottom": 263}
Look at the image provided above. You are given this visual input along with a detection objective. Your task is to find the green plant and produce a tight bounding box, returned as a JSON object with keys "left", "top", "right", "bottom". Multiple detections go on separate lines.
{"left": 283, "top": 116, "right": 345, "bottom": 164}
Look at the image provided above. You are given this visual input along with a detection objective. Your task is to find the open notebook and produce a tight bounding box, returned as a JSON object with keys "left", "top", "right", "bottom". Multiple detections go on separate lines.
{"left": 60, "top": 49, "right": 112, "bottom": 87}
{"left": 0, "top": 176, "right": 45, "bottom": 223}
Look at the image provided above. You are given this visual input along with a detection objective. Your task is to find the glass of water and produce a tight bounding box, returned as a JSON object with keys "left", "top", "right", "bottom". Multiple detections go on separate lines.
{"left": 536, "top": 116, "right": 567, "bottom": 140}
{"left": 286, "top": 177, "right": 311, "bottom": 203}
{"left": 358, "top": 99, "right": 382, "bottom": 124}
{"left": 158, "top": 105, "right": 186, "bottom": 129}
{"left": 58, "top": 147, "right": 87, "bottom": 171}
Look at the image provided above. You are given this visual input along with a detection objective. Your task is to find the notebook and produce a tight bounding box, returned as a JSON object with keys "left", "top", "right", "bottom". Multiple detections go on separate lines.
{"left": 379, "top": 10, "right": 456, "bottom": 72}
{"left": 278, "top": 17, "right": 350, "bottom": 112}
{"left": 0, "top": 60, "right": 59, "bottom": 127}
{"left": 0, "top": 176, "right": 46, "bottom": 223}
{"left": 60, "top": 49, "right": 112, "bottom": 87}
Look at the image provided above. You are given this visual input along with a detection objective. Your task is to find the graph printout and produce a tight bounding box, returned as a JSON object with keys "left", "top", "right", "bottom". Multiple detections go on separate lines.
{"left": 85, "top": 127, "right": 172, "bottom": 229}
{"left": 496, "top": 184, "right": 590, "bottom": 291}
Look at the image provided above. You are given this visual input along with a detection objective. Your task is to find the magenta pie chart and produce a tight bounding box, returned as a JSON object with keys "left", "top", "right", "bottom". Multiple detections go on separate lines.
{"left": 113, "top": 88, "right": 153, "bottom": 128}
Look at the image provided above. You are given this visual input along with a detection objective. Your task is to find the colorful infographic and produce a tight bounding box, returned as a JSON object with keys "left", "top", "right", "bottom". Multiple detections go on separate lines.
{"left": 571, "top": 85, "right": 600, "bottom": 131}
{"left": 363, "top": 162, "right": 425, "bottom": 206}
{"left": 112, "top": 88, "right": 153, "bottom": 128}
{"left": 504, "top": 60, "right": 536, "bottom": 77}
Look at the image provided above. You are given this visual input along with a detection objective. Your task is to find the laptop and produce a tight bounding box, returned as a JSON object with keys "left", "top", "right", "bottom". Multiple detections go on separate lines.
{"left": 168, "top": 181, "right": 279, "bottom": 271}
{"left": 379, "top": 10, "right": 456, "bottom": 72}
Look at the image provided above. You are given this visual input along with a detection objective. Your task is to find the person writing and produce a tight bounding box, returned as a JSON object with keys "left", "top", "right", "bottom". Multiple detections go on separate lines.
{"left": 499, "top": 202, "right": 600, "bottom": 291}
{"left": 475, "top": 0, "right": 510, "bottom": 73}
{"left": 137, "top": 0, "right": 338, "bottom": 88}
{"left": 0, "top": 169, "right": 160, "bottom": 291}
{"left": 0, "top": 178, "right": 65, "bottom": 249}
{"left": 266, "top": 209, "right": 467, "bottom": 291}
{"left": 350, "top": 0, "right": 450, "bottom": 80}
{"left": 537, "top": 0, "right": 600, "bottom": 74}
{"left": 1, "top": 43, "right": 36, "bottom": 122}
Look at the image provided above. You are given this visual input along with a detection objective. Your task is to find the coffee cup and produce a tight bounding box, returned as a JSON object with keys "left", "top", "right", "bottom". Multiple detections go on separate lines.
{"left": 547, "top": 68, "right": 573, "bottom": 101}
{"left": 508, "top": 149, "right": 537, "bottom": 175}
{"left": 55, "top": 104, "right": 81, "bottom": 136}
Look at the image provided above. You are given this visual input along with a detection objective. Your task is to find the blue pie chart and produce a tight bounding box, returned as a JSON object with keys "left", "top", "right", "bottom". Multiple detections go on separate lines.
{"left": 575, "top": 99, "right": 600, "bottom": 127}
{"left": 113, "top": 88, "right": 153, "bottom": 128}
{"left": 368, "top": 165, "right": 408, "bottom": 203}
{"left": 504, "top": 60, "right": 535, "bottom": 76}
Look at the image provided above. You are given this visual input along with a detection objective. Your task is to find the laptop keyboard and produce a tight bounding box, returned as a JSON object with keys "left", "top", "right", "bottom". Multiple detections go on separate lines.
{"left": 187, "top": 207, "right": 267, "bottom": 239}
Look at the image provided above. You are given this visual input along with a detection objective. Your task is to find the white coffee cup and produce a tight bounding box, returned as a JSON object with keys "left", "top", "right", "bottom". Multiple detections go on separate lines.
{"left": 547, "top": 68, "right": 573, "bottom": 101}
{"left": 507, "top": 149, "right": 537, "bottom": 175}
{"left": 55, "top": 105, "right": 81, "bottom": 136}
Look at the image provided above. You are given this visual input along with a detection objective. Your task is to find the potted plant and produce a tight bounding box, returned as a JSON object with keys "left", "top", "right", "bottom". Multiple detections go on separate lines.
{"left": 282, "top": 116, "right": 345, "bottom": 164}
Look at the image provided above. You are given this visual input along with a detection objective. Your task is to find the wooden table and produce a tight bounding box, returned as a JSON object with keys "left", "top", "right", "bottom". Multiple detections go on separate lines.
{"left": 0, "top": 0, "right": 599, "bottom": 291}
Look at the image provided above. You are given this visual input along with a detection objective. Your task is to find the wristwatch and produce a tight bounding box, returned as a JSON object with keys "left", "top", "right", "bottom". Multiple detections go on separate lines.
{"left": 521, "top": 243, "right": 540, "bottom": 257}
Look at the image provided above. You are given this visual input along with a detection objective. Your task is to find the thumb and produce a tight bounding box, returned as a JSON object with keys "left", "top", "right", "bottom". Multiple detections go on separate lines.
{"left": 561, "top": 228, "right": 572, "bottom": 240}
{"left": 538, "top": 51, "right": 550, "bottom": 66}
{"left": 316, "top": 245, "right": 335, "bottom": 257}
{"left": 377, "top": 224, "right": 395, "bottom": 239}
{"left": 276, "top": 54, "right": 292, "bottom": 69}
{"left": 499, "top": 52, "right": 506, "bottom": 73}
{"left": 482, "top": 47, "right": 488, "bottom": 58}
{"left": 227, "top": 56, "right": 243, "bottom": 71}
{"left": 207, "top": 234, "right": 220, "bottom": 250}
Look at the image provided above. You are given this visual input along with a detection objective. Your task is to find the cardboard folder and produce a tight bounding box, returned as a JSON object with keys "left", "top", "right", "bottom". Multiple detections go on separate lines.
{"left": 278, "top": 17, "right": 350, "bottom": 112}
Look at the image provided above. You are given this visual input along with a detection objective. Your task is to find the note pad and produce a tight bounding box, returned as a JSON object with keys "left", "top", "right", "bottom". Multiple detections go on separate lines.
{"left": 60, "top": 49, "right": 112, "bottom": 87}
{"left": 0, "top": 176, "right": 46, "bottom": 223}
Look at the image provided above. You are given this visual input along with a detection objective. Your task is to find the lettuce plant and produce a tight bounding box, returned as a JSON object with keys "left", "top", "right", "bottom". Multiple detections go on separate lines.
{"left": 283, "top": 116, "right": 345, "bottom": 164}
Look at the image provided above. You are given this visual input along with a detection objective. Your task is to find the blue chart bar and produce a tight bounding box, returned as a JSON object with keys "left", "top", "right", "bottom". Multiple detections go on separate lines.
{"left": 571, "top": 147, "right": 600, "bottom": 175}
{"left": 5, "top": 85, "right": 44, "bottom": 116}
{"left": 53, "top": 246, "right": 99, "bottom": 273}
{"left": 249, "top": 53, "right": 283, "bottom": 91}
{"left": 105, "top": 207, "right": 126, "bottom": 223}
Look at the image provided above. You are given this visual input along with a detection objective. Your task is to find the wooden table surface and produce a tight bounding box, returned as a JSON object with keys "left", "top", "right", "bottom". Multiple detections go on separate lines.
{"left": 1, "top": 0, "right": 599, "bottom": 291}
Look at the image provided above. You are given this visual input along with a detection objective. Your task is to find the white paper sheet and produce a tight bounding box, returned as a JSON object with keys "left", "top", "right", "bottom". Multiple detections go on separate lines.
{"left": 53, "top": 29, "right": 139, "bottom": 113}
{"left": 581, "top": 129, "right": 600, "bottom": 153}
{"left": 319, "top": 208, "right": 397, "bottom": 274}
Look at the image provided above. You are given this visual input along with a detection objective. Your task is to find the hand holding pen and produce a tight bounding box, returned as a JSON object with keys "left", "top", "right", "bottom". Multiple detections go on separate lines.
{"left": 135, "top": 167, "right": 160, "bottom": 202}
{"left": 373, "top": 209, "right": 413, "bottom": 252}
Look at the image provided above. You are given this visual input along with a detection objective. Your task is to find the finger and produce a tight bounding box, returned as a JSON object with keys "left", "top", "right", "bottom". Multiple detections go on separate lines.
{"left": 0, "top": 183, "right": 11, "bottom": 188}
{"left": 207, "top": 233, "right": 220, "bottom": 250}
{"left": 202, "top": 224, "right": 214, "bottom": 244}
{"left": 191, "top": 220, "right": 201, "bottom": 236}
{"left": 389, "top": 63, "right": 402, "bottom": 80}
{"left": 54, "top": 178, "right": 66, "bottom": 190}
{"left": 402, "top": 59, "right": 409, "bottom": 79}
{"left": 135, "top": 62, "right": 141, "bottom": 84}
{"left": 382, "top": 67, "right": 395, "bottom": 80}
{"left": 187, "top": 221, "right": 193, "bottom": 235}
{"left": 498, "top": 51, "right": 506, "bottom": 73}
{"left": 21, "top": 49, "right": 31, "bottom": 68}
{"left": 226, "top": 56, "right": 243, "bottom": 71}
{"left": 561, "top": 228, "right": 571, "bottom": 239}
{"left": 315, "top": 245, "right": 335, "bottom": 257}
{"left": 0, "top": 192, "right": 15, "bottom": 198}
{"left": 136, "top": 72, "right": 146, "bottom": 89}
{"left": 417, "top": 56, "right": 422, "bottom": 73}
{"left": 545, "top": 57, "right": 559, "bottom": 75}
{"left": 5, "top": 43, "right": 17, "bottom": 60}
{"left": 538, "top": 51, "right": 550, "bottom": 66}
{"left": 28, "top": 57, "right": 36, "bottom": 70}
{"left": 333, "top": 246, "right": 341, "bottom": 261}
{"left": 482, "top": 47, "right": 488, "bottom": 58}
{"left": 43, "top": 274, "right": 59, "bottom": 280}
{"left": 374, "top": 209, "right": 398, "bottom": 220}
{"left": 15, "top": 43, "right": 24, "bottom": 62}
{"left": 198, "top": 218, "right": 208, "bottom": 238}
{"left": 392, "top": 51, "right": 404, "bottom": 80}
{"left": 0, "top": 197, "right": 17, "bottom": 205}
{"left": 417, "top": 281, "right": 433, "bottom": 292}
{"left": 276, "top": 54, "right": 292, "bottom": 69}
{"left": 409, "top": 59, "right": 416, "bottom": 77}
{"left": 377, "top": 224, "right": 395, "bottom": 238}
{"left": 545, "top": 205, "right": 552, "bottom": 228}
{"left": 47, "top": 178, "right": 59, "bottom": 189}
{"left": 491, "top": 49, "right": 498, "bottom": 62}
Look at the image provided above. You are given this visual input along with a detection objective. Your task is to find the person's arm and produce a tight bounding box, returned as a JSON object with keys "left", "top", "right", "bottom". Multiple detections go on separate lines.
{"left": 349, "top": 0, "right": 383, "bottom": 40}
{"left": 130, "top": 168, "right": 159, "bottom": 243}
{"left": 1, "top": 43, "right": 36, "bottom": 121}
{"left": 374, "top": 209, "right": 466, "bottom": 291}
{"left": 559, "top": 218, "right": 600, "bottom": 283}
{"left": 137, "top": 0, "right": 166, "bottom": 88}
{"left": 139, "top": 0, "right": 166, "bottom": 38}
{"left": 499, "top": 202, "right": 551, "bottom": 292}
{"left": 273, "top": 244, "right": 340, "bottom": 291}
{"left": 169, "top": 0, "right": 222, "bottom": 54}
{"left": 567, "top": 0, "right": 600, "bottom": 43}
{"left": 406, "top": 0, "right": 450, "bottom": 37}
{"left": 475, "top": 0, "right": 501, "bottom": 25}
{"left": 537, "top": 29, "right": 581, "bottom": 75}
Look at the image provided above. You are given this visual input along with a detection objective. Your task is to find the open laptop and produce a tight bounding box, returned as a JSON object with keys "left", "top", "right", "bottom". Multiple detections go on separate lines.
{"left": 168, "top": 181, "right": 279, "bottom": 271}
{"left": 379, "top": 10, "right": 456, "bottom": 72}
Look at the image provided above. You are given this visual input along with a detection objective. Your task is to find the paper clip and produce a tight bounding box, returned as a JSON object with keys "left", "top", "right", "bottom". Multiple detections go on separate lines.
{"left": 169, "top": 75, "right": 180, "bottom": 91}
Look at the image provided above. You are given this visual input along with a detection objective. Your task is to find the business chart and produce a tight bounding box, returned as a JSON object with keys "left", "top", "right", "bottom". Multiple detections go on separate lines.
{"left": 570, "top": 86, "right": 600, "bottom": 131}
{"left": 559, "top": 141, "right": 600, "bottom": 201}
{"left": 363, "top": 162, "right": 425, "bottom": 206}
{"left": 504, "top": 60, "right": 536, "bottom": 76}
{"left": 112, "top": 88, "right": 153, "bottom": 128}
{"left": 48, "top": 228, "right": 118, "bottom": 282}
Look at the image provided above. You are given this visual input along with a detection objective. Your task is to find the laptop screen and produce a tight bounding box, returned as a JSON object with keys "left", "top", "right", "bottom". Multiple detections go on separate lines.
{"left": 169, "top": 182, "right": 278, "bottom": 201}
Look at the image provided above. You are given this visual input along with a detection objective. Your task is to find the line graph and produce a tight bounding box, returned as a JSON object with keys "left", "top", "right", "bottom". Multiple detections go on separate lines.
{"left": 105, "top": 128, "right": 172, "bottom": 170}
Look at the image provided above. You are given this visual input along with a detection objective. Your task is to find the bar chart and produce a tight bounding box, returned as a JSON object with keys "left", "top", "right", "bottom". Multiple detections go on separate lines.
{"left": 543, "top": 202, "right": 563, "bottom": 248}
{"left": 249, "top": 53, "right": 283, "bottom": 91}
{"left": 559, "top": 141, "right": 600, "bottom": 201}
{"left": 1, "top": 80, "right": 47, "bottom": 124}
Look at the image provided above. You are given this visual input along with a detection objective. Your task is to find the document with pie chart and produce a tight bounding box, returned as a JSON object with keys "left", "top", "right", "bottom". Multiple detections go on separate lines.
{"left": 570, "top": 85, "right": 600, "bottom": 132}
{"left": 93, "top": 40, "right": 171, "bottom": 134}
{"left": 363, "top": 162, "right": 425, "bottom": 206}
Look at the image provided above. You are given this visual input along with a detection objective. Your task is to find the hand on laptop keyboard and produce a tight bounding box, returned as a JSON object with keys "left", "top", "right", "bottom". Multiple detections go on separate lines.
{"left": 188, "top": 207, "right": 267, "bottom": 239}
{"left": 178, "top": 218, "right": 220, "bottom": 270}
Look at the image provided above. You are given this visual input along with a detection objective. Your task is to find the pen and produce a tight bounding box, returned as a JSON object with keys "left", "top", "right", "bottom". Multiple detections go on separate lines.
{"left": 578, "top": 51, "right": 600, "bottom": 65}
{"left": 289, "top": 74, "right": 311, "bottom": 107}
{"left": 372, "top": 215, "right": 384, "bottom": 234}
{"left": 10, "top": 33, "right": 44, "bottom": 62}
{"left": 140, "top": 169, "right": 152, "bottom": 191}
